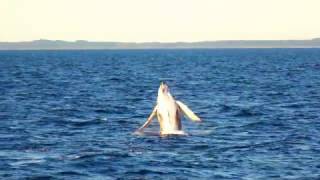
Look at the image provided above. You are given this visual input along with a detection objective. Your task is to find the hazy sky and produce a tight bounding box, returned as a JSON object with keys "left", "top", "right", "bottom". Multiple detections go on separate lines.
{"left": 1, "top": 0, "right": 320, "bottom": 42}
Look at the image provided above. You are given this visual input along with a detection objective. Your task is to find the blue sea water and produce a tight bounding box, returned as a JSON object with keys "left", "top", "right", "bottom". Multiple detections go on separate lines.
{"left": 0, "top": 49, "right": 320, "bottom": 179}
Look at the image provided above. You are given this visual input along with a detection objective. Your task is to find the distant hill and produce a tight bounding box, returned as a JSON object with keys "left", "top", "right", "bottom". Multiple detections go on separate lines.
{"left": 1, "top": 38, "right": 320, "bottom": 50}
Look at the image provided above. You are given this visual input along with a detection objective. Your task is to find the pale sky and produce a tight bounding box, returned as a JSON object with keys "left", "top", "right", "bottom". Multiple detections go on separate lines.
{"left": 1, "top": 0, "right": 320, "bottom": 42}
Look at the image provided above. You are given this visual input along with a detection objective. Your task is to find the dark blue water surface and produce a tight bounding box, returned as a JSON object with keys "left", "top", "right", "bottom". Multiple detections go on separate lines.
{"left": 1, "top": 49, "right": 320, "bottom": 179}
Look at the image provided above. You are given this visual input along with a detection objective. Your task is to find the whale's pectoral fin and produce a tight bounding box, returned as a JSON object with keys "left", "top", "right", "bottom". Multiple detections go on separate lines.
{"left": 136, "top": 105, "right": 158, "bottom": 132}
{"left": 176, "top": 101, "right": 201, "bottom": 122}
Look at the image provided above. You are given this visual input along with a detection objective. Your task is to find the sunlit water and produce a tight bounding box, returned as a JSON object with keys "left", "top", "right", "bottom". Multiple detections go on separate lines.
{"left": 0, "top": 49, "right": 320, "bottom": 179}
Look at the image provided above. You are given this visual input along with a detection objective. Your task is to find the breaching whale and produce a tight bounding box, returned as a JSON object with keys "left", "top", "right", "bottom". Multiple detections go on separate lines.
{"left": 136, "top": 82, "right": 201, "bottom": 135}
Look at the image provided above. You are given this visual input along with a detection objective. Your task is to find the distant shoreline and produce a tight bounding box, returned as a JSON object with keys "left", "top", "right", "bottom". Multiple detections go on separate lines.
{"left": 1, "top": 38, "right": 320, "bottom": 50}
{"left": 1, "top": 48, "right": 320, "bottom": 51}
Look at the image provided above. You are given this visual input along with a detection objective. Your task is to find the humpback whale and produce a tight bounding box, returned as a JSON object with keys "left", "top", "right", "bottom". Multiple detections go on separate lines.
{"left": 136, "top": 82, "right": 201, "bottom": 135}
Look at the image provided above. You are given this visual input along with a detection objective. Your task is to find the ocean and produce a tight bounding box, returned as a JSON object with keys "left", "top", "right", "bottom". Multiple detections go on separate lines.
{"left": 0, "top": 49, "right": 320, "bottom": 179}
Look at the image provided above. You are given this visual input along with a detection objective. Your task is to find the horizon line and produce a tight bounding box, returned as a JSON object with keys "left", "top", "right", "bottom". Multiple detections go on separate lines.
{"left": 1, "top": 37, "right": 320, "bottom": 43}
